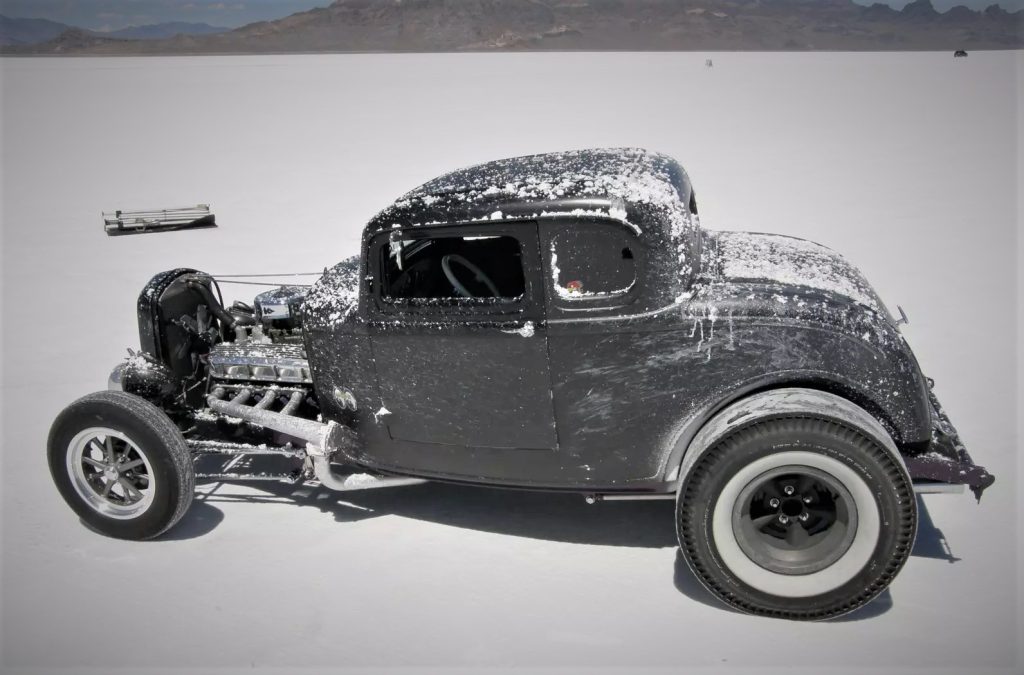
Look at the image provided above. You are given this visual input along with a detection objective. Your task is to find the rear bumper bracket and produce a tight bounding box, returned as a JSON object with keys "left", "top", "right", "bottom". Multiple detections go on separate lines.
{"left": 904, "top": 391, "right": 995, "bottom": 502}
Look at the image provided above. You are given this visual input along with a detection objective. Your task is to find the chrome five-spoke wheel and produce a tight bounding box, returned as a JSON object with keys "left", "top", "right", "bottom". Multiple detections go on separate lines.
{"left": 67, "top": 427, "right": 156, "bottom": 519}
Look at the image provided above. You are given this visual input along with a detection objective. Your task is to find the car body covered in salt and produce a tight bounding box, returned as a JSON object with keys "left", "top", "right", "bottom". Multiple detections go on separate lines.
{"left": 48, "top": 148, "right": 992, "bottom": 620}
{"left": 303, "top": 148, "right": 988, "bottom": 494}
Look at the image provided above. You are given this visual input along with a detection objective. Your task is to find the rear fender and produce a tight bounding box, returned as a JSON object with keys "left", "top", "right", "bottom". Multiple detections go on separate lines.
{"left": 671, "top": 388, "right": 909, "bottom": 490}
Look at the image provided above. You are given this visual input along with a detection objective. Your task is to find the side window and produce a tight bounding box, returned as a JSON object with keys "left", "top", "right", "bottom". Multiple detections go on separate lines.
{"left": 381, "top": 233, "right": 525, "bottom": 302}
{"left": 550, "top": 226, "right": 637, "bottom": 301}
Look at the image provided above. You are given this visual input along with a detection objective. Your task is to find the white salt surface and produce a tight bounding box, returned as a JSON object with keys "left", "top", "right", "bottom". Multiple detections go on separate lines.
{"left": 1, "top": 51, "right": 1021, "bottom": 674}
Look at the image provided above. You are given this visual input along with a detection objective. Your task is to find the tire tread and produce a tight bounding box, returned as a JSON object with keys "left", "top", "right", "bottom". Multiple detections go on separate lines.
{"left": 48, "top": 391, "right": 194, "bottom": 540}
{"left": 677, "top": 414, "right": 916, "bottom": 621}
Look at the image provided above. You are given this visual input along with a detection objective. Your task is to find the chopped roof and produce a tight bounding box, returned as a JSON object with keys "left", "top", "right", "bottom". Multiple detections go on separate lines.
{"left": 405, "top": 147, "right": 691, "bottom": 205}
{"left": 368, "top": 147, "right": 695, "bottom": 236}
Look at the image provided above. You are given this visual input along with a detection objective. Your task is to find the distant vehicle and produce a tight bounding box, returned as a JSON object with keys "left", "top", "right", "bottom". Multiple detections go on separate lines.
{"left": 49, "top": 148, "right": 993, "bottom": 620}
{"left": 954, "top": 49, "right": 968, "bottom": 57}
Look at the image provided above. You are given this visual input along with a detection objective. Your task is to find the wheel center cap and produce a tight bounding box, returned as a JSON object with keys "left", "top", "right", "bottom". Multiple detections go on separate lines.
{"left": 104, "top": 467, "right": 119, "bottom": 482}
{"left": 780, "top": 498, "right": 804, "bottom": 517}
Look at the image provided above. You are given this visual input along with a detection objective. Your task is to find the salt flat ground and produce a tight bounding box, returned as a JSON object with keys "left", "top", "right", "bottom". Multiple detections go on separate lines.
{"left": 0, "top": 52, "right": 1021, "bottom": 674}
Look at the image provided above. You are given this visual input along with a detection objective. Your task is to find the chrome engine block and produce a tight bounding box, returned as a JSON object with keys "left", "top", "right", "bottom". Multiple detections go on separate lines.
{"left": 207, "top": 343, "right": 312, "bottom": 385}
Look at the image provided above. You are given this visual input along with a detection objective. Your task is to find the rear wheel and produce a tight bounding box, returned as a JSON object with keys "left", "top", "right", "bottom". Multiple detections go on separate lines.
{"left": 48, "top": 391, "right": 194, "bottom": 540}
{"left": 677, "top": 416, "right": 916, "bottom": 620}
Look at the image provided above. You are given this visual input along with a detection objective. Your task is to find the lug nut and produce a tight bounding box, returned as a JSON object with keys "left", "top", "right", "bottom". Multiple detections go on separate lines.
{"left": 783, "top": 485, "right": 795, "bottom": 496}
{"left": 798, "top": 512, "right": 809, "bottom": 522}
{"left": 778, "top": 514, "right": 789, "bottom": 525}
{"left": 803, "top": 496, "right": 813, "bottom": 504}
{"left": 769, "top": 498, "right": 780, "bottom": 508}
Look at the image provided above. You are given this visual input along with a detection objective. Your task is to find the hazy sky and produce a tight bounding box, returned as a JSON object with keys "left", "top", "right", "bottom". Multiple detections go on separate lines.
{"left": 0, "top": 0, "right": 1019, "bottom": 31}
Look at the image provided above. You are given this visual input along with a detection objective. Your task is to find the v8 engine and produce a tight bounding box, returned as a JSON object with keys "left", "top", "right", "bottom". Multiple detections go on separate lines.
{"left": 127, "top": 268, "right": 315, "bottom": 412}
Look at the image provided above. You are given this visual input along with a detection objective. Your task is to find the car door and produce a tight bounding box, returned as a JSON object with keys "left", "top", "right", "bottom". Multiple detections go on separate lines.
{"left": 540, "top": 218, "right": 670, "bottom": 484}
{"left": 366, "top": 222, "right": 558, "bottom": 453}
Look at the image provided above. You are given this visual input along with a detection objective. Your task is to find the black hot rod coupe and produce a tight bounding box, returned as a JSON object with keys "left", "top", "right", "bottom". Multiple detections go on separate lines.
{"left": 49, "top": 148, "right": 993, "bottom": 619}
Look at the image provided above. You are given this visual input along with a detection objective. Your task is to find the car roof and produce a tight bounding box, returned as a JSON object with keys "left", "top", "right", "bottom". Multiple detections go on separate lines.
{"left": 363, "top": 147, "right": 696, "bottom": 244}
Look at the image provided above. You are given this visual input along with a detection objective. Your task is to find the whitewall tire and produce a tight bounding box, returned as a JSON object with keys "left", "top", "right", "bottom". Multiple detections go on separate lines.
{"left": 677, "top": 416, "right": 916, "bottom": 620}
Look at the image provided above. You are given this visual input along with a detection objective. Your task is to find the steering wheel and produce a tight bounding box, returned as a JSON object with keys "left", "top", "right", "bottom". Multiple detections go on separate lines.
{"left": 441, "top": 254, "right": 501, "bottom": 298}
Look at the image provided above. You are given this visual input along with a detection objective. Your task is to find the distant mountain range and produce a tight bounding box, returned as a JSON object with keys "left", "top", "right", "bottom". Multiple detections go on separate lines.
{"left": 104, "top": 22, "right": 229, "bottom": 41}
{"left": 0, "top": 15, "right": 70, "bottom": 46}
{"left": 2, "top": 0, "right": 1021, "bottom": 55}
{"left": 0, "top": 15, "right": 227, "bottom": 47}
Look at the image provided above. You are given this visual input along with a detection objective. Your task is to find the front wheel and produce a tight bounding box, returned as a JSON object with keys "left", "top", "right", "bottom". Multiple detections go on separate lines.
{"left": 677, "top": 416, "right": 917, "bottom": 620}
{"left": 48, "top": 391, "right": 194, "bottom": 540}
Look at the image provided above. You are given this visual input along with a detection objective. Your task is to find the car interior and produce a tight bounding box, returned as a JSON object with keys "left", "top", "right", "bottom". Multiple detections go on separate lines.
{"left": 381, "top": 234, "right": 526, "bottom": 300}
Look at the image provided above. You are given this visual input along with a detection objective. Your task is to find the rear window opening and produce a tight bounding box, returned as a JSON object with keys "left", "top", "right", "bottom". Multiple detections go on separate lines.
{"left": 381, "top": 234, "right": 525, "bottom": 301}
{"left": 550, "top": 227, "right": 637, "bottom": 301}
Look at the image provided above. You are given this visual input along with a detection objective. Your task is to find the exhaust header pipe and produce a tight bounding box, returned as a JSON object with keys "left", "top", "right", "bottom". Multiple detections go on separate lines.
{"left": 207, "top": 392, "right": 334, "bottom": 448}
{"left": 205, "top": 393, "right": 425, "bottom": 492}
